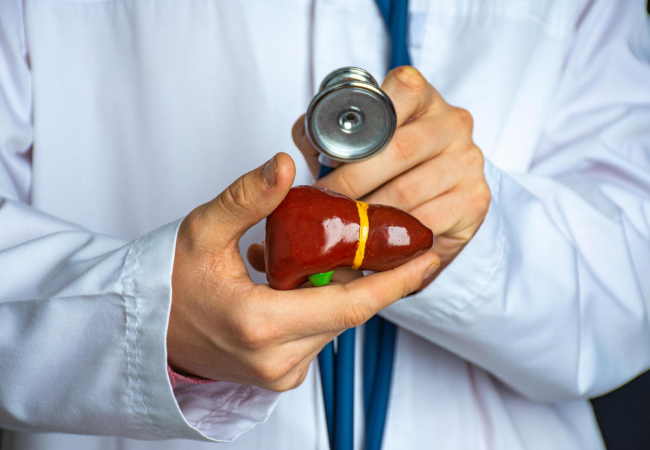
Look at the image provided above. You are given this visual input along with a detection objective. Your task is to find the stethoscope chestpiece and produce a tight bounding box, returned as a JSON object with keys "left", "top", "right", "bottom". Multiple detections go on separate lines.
{"left": 306, "top": 67, "right": 397, "bottom": 163}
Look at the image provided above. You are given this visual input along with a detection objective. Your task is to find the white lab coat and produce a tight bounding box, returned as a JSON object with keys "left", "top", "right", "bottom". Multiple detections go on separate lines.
{"left": 1, "top": 0, "right": 649, "bottom": 448}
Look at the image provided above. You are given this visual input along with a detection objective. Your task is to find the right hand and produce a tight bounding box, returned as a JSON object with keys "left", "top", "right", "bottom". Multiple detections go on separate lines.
{"left": 167, "top": 152, "right": 440, "bottom": 392}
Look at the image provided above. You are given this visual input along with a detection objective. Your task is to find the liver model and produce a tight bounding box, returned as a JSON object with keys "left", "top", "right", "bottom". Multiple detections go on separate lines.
{"left": 265, "top": 185, "right": 434, "bottom": 290}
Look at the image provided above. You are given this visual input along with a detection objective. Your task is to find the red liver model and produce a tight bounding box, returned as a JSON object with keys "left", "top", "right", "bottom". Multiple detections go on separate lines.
{"left": 265, "top": 185, "right": 434, "bottom": 290}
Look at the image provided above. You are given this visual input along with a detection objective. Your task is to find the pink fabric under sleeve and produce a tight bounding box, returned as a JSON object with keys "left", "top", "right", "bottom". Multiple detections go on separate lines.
{"left": 167, "top": 364, "right": 216, "bottom": 388}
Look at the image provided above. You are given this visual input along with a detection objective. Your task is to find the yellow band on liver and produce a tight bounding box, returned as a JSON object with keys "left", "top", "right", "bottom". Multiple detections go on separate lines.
{"left": 352, "top": 201, "right": 369, "bottom": 270}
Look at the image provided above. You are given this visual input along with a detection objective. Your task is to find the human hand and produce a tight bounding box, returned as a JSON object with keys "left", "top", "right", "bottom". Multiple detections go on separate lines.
{"left": 293, "top": 66, "right": 490, "bottom": 273}
{"left": 167, "top": 152, "right": 440, "bottom": 391}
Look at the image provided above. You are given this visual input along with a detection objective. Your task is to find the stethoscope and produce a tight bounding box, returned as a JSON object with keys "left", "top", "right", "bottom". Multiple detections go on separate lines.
{"left": 305, "top": 1, "right": 411, "bottom": 449}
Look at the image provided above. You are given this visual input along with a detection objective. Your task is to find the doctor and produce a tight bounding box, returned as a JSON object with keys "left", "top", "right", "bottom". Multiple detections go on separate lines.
{"left": 1, "top": 0, "right": 649, "bottom": 450}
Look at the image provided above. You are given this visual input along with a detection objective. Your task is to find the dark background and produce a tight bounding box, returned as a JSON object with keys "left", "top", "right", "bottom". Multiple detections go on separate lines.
{"left": 593, "top": 370, "right": 650, "bottom": 449}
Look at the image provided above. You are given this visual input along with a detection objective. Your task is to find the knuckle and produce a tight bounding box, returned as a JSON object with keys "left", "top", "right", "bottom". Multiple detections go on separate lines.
{"left": 236, "top": 319, "right": 272, "bottom": 351}
{"left": 472, "top": 183, "right": 492, "bottom": 214}
{"left": 341, "top": 301, "right": 373, "bottom": 329}
{"left": 179, "top": 209, "right": 206, "bottom": 247}
{"left": 222, "top": 179, "right": 256, "bottom": 216}
{"left": 336, "top": 170, "right": 363, "bottom": 199}
{"left": 266, "top": 367, "right": 308, "bottom": 393}
{"left": 472, "top": 146, "right": 485, "bottom": 168}
{"left": 400, "top": 275, "right": 416, "bottom": 299}
{"left": 393, "top": 177, "right": 418, "bottom": 209}
{"left": 392, "top": 134, "right": 419, "bottom": 165}
{"left": 293, "top": 370, "right": 310, "bottom": 390}
{"left": 252, "top": 355, "right": 298, "bottom": 384}
{"left": 265, "top": 380, "right": 292, "bottom": 393}
{"left": 385, "top": 265, "right": 419, "bottom": 299}
{"left": 290, "top": 364, "right": 311, "bottom": 390}
{"left": 452, "top": 108, "right": 474, "bottom": 133}
{"left": 249, "top": 360, "right": 279, "bottom": 383}
{"left": 460, "top": 146, "right": 484, "bottom": 170}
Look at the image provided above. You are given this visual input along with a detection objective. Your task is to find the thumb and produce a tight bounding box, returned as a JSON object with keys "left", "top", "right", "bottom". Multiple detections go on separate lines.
{"left": 205, "top": 152, "right": 295, "bottom": 244}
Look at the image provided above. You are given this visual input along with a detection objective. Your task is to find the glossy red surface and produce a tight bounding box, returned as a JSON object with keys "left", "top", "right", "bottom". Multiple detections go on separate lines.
{"left": 265, "top": 185, "right": 434, "bottom": 290}
{"left": 362, "top": 205, "right": 434, "bottom": 272}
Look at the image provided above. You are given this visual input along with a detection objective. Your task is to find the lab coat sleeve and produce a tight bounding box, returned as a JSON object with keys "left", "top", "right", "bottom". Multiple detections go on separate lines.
{"left": 382, "top": 0, "right": 650, "bottom": 403}
{"left": 0, "top": 0, "right": 279, "bottom": 441}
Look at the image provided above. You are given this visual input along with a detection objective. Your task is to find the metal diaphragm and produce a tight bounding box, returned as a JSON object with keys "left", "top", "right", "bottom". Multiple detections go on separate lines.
{"left": 305, "top": 67, "right": 396, "bottom": 163}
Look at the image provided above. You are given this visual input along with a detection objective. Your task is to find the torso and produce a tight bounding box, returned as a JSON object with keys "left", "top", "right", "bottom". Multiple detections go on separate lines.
{"left": 9, "top": 0, "right": 602, "bottom": 448}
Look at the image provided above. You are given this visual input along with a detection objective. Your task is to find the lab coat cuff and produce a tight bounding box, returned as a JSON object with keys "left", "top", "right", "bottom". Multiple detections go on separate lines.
{"left": 119, "top": 218, "right": 202, "bottom": 439}
{"left": 124, "top": 218, "right": 281, "bottom": 442}
{"left": 385, "top": 157, "right": 506, "bottom": 318}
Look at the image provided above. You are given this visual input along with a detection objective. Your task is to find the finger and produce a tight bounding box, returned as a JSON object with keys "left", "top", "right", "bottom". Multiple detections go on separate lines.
{"left": 292, "top": 115, "right": 321, "bottom": 180}
{"left": 410, "top": 185, "right": 490, "bottom": 240}
{"left": 314, "top": 110, "right": 458, "bottom": 199}
{"left": 381, "top": 66, "right": 441, "bottom": 128}
{"left": 202, "top": 152, "right": 296, "bottom": 245}
{"left": 293, "top": 67, "right": 440, "bottom": 184}
{"left": 232, "top": 332, "right": 339, "bottom": 391}
{"left": 246, "top": 242, "right": 266, "bottom": 273}
{"left": 259, "top": 352, "right": 316, "bottom": 392}
{"left": 251, "top": 343, "right": 327, "bottom": 392}
{"left": 310, "top": 67, "right": 444, "bottom": 199}
{"left": 198, "top": 356, "right": 314, "bottom": 393}
{"left": 265, "top": 337, "right": 339, "bottom": 391}
{"left": 280, "top": 250, "right": 440, "bottom": 335}
{"left": 361, "top": 151, "right": 465, "bottom": 211}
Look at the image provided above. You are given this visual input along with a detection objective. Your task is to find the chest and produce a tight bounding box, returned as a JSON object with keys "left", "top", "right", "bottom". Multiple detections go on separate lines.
{"left": 25, "top": 0, "right": 583, "bottom": 238}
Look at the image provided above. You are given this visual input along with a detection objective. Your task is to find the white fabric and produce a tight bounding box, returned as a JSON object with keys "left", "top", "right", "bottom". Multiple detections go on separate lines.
{"left": 1, "top": 0, "right": 649, "bottom": 448}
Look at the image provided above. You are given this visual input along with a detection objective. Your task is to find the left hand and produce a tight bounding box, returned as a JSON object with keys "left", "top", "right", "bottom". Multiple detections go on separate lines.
{"left": 292, "top": 66, "right": 491, "bottom": 277}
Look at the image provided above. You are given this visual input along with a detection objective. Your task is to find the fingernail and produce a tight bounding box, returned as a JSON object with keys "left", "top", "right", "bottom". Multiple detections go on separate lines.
{"left": 423, "top": 262, "right": 439, "bottom": 281}
{"left": 395, "top": 66, "right": 423, "bottom": 91}
{"left": 263, "top": 156, "right": 277, "bottom": 187}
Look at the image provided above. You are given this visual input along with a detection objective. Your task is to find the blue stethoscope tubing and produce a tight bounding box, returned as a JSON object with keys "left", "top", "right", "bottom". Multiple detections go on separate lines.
{"left": 318, "top": 163, "right": 357, "bottom": 450}
{"left": 317, "top": 164, "right": 356, "bottom": 450}
{"left": 317, "top": 1, "right": 411, "bottom": 449}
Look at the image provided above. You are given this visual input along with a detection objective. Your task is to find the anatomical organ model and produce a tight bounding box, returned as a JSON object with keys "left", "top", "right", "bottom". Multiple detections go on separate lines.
{"left": 265, "top": 186, "right": 434, "bottom": 290}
